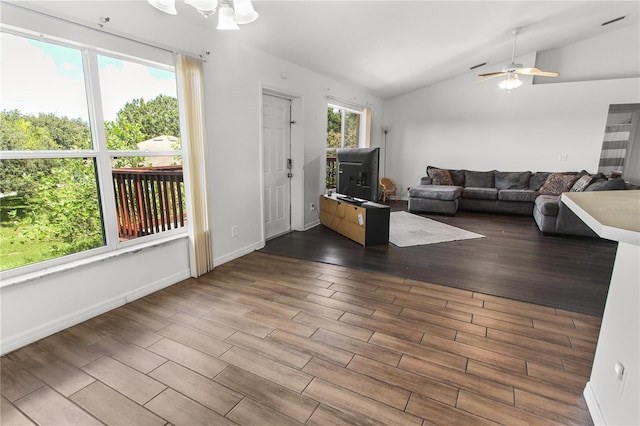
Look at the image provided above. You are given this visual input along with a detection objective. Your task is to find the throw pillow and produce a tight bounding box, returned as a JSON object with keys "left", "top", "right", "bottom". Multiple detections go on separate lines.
{"left": 539, "top": 173, "right": 578, "bottom": 195}
{"left": 428, "top": 168, "right": 454, "bottom": 186}
{"left": 570, "top": 175, "right": 593, "bottom": 192}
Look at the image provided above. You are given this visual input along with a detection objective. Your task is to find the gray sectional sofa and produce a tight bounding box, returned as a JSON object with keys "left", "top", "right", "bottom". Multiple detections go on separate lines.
{"left": 408, "top": 166, "right": 629, "bottom": 237}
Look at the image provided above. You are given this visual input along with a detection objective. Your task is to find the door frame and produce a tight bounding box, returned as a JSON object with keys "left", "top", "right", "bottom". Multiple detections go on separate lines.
{"left": 259, "top": 86, "right": 305, "bottom": 243}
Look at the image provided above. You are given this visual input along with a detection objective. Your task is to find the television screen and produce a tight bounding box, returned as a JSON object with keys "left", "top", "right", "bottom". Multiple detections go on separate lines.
{"left": 336, "top": 147, "right": 380, "bottom": 201}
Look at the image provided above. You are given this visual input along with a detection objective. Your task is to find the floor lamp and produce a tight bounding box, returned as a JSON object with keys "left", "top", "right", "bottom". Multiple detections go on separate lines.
{"left": 382, "top": 126, "right": 391, "bottom": 177}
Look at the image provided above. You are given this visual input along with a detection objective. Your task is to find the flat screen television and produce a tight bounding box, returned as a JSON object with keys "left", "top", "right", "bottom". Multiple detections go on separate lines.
{"left": 336, "top": 147, "right": 380, "bottom": 201}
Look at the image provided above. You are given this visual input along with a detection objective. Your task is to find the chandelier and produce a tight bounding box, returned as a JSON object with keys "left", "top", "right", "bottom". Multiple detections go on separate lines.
{"left": 147, "top": 0, "right": 259, "bottom": 30}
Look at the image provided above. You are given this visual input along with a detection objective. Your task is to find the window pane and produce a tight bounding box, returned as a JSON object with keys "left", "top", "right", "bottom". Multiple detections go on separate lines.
{"left": 98, "top": 55, "right": 181, "bottom": 151}
{"left": 0, "top": 32, "right": 93, "bottom": 150}
{"left": 111, "top": 163, "right": 186, "bottom": 241}
{"left": 0, "top": 158, "right": 105, "bottom": 271}
{"left": 343, "top": 111, "right": 360, "bottom": 148}
{"left": 327, "top": 106, "right": 341, "bottom": 150}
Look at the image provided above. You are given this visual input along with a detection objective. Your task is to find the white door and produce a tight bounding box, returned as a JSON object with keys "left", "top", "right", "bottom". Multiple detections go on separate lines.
{"left": 263, "top": 94, "right": 292, "bottom": 240}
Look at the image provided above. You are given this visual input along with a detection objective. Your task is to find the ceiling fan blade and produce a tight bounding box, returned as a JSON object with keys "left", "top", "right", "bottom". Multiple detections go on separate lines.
{"left": 516, "top": 67, "right": 560, "bottom": 77}
{"left": 478, "top": 71, "right": 507, "bottom": 78}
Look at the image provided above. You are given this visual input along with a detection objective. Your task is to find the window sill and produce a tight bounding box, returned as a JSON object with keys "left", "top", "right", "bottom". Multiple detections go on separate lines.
{"left": 0, "top": 233, "right": 189, "bottom": 290}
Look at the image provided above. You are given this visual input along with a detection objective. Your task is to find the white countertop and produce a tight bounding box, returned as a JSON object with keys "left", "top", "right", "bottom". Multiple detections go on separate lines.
{"left": 561, "top": 190, "right": 640, "bottom": 246}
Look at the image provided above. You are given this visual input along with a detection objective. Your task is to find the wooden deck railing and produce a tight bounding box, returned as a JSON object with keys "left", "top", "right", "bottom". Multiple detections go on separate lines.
{"left": 112, "top": 166, "right": 186, "bottom": 239}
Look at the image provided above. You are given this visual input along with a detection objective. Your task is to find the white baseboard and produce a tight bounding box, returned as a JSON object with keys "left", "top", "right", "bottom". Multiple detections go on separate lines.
{"left": 584, "top": 382, "right": 606, "bottom": 426}
{"left": 214, "top": 241, "right": 264, "bottom": 267}
{"left": 303, "top": 220, "right": 320, "bottom": 231}
{"left": 0, "top": 269, "right": 190, "bottom": 355}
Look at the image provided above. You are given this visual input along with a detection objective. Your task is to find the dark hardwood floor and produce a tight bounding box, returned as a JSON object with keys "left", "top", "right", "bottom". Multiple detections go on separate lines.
{"left": 262, "top": 201, "right": 617, "bottom": 317}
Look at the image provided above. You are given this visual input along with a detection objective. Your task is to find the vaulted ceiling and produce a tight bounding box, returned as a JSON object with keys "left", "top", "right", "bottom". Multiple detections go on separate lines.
{"left": 11, "top": 1, "right": 640, "bottom": 99}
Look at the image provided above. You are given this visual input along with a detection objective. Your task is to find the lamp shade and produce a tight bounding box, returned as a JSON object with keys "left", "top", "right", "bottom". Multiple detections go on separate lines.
{"left": 233, "top": 0, "right": 259, "bottom": 24}
{"left": 185, "top": 0, "right": 217, "bottom": 17}
{"left": 498, "top": 74, "right": 523, "bottom": 90}
{"left": 147, "top": 0, "right": 177, "bottom": 15}
{"left": 217, "top": 4, "right": 240, "bottom": 30}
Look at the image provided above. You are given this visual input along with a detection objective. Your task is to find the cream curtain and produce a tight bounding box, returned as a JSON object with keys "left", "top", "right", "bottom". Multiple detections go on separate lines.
{"left": 363, "top": 107, "right": 372, "bottom": 147}
{"left": 177, "top": 54, "right": 214, "bottom": 277}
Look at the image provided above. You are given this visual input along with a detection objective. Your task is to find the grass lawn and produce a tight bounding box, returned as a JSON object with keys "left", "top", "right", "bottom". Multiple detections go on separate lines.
{"left": 0, "top": 222, "right": 58, "bottom": 271}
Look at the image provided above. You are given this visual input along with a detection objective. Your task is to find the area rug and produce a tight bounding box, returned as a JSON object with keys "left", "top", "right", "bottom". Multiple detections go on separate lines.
{"left": 389, "top": 211, "right": 484, "bottom": 247}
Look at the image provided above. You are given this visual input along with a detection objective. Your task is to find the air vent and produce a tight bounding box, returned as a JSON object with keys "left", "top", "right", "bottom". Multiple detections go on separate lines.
{"left": 602, "top": 16, "right": 625, "bottom": 26}
{"left": 469, "top": 62, "right": 487, "bottom": 70}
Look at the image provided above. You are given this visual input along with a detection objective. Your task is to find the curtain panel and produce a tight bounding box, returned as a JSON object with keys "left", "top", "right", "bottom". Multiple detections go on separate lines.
{"left": 176, "top": 54, "right": 214, "bottom": 276}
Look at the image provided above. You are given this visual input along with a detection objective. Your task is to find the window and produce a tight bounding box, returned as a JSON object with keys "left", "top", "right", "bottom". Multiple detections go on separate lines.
{"left": 326, "top": 104, "right": 363, "bottom": 189}
{"left": 0, "top": 31, "right": 185, "bottom": 275}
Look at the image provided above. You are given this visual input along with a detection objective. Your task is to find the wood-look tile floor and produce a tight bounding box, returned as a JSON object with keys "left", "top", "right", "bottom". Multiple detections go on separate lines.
{"left": 1, "top": 252, "right": 599, "bottom": 425}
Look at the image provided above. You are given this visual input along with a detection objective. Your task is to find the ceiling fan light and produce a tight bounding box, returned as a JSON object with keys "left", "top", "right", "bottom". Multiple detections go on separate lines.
{"left": 147, "top": 0, "right": 177, "bottom": 15}
{"left": 217, "top": 4, "right": 240, "bottom": 30}
{"left": 185, "top": 0, "right": 217, "bottom": 17}
{"left": 498, "top": 74, "right": 523, "bottom": 90}
{"left": 233, "top": 0, "right": 259, "bottom": 24}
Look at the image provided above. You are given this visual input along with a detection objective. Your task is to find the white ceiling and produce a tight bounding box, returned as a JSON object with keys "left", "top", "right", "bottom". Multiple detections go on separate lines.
{"left": 10, "top": 1, "right": 640, "bottom": 99}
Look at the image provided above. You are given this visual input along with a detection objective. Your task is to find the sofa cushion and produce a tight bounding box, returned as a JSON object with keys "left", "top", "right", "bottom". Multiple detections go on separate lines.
{"left": 539, "top": 173, "right": 578, "bottom": 195}
{"left": 570, "top": 175, "right": 593, "bottom": 192}
{"left": 585, "top": 178, "right": 627, "bottom": 191}
{"left": 529, "top": 172, "right": 551, "bottom": 191}
{"left": 449, "top": 169, "right": 466, "bottom": 186}
{"left": 498, "top": 189, "right": 539, "bottom": 203}
{"left": 464, "top": 170, "right": 495, "bottom": 188}
{"left": 535, "top": 195, "right": 560, "bottom": 216}
{"left": 495, "top": 171, "right": 531, "bottom": 190}
{"left": 462, "top": 187, "right": 498, "bottom": 200}
{"left": 409, "top": 185, "right": 462, "bottom": 201}
{"left": 428, "top": 168, "right": 454, "bottom": 185}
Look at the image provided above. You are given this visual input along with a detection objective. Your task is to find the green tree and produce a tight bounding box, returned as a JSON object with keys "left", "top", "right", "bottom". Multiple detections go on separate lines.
{"left": 18, "top": 158, "right": 103, "bottom": 256}
{"left": 105, "top": 95, "right": 180, "bottom": 167}
{"left": 0, "top": 110, "right": 76, "bottom": 195}
{"left": 111, "top": 94, "right": 179, "bottom": 141}
{"left": 30, "top": 113, "right": 92, "bottom": 150}
{"left": 327, "top": 107, "right": 342, "bottom": 151}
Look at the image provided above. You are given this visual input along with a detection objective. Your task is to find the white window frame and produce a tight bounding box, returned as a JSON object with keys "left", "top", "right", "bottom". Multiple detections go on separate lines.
{"left": 327, "top": 102, "right": 366, "bottom": 152}
{"left": 0, "top": 29, "right": 187, "bottom": 281}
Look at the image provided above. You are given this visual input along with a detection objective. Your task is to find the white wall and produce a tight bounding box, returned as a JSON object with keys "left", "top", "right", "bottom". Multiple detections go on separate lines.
{"left": 585, "top": 241, "right": 640, "bottom": 425}
{"left": 383, "top": 52, "right": 640, "bottom": 198}
{"left": 202, "top": 37, "right": 383, "bottom": 265}
{"left": 0, "top": 3, "right": 383, "bottom": 353}
{"left": 1, "top": 238, "right": 191, "bottom": 354}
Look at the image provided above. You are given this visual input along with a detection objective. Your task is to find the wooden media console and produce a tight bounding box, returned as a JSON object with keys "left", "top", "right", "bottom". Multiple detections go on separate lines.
{"left": 319, "top": 194, "right": 390, "bottom": 246}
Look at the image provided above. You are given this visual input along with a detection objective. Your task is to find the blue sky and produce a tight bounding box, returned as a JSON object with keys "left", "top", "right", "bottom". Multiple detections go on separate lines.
{"left": 1, "top": 32, "right": 177, "bottom": 122}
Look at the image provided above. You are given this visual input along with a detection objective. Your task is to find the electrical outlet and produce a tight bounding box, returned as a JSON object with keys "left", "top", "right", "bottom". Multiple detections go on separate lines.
{"left": 558, "top": 153, "right": 568, "bottom": 161}
{"left": 615, "top": 362, "right": 626, "bottom": 395}
{"left": 310, "top": 203, "right": 316, "bottom": 211}
{"left": 231, "top": 225, "right": 238, "bottom": 238}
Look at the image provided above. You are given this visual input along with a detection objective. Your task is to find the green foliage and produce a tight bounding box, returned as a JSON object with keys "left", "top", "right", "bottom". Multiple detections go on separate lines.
{"left": 112, "top": 94, "right": 180, "bottom": 141}
{"left": 18, "top": 159, "right": 104, "bottom": 256}
{"left": 1, "top": 94, "right": 180, "bottom": 271}
{"left": 0, "top": 110, "right": 91, "bottom": 194}
{"left": 105, "top": 94, "right": 180, "bottom": 168}
{"left": 326, "top": 107, "right": 360, "bottom": 151}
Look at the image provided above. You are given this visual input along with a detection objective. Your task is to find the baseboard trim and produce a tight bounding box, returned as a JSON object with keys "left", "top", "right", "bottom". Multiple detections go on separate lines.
{"left": 214, "top": 241, "right": 263, "bottom": 267}
{"left": 303, "top": 220, "right": 320, "bottom": 231}
{"left": 0, "top": 269, "right": 190, "bottom": 355}
{"left": 584, "top": 382, "right": 605, "bottom": 425}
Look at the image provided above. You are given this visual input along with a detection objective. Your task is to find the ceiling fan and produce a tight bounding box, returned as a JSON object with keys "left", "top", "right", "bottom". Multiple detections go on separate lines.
{"left": 479, "top": 28, "right": 559, "bottom": 90}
